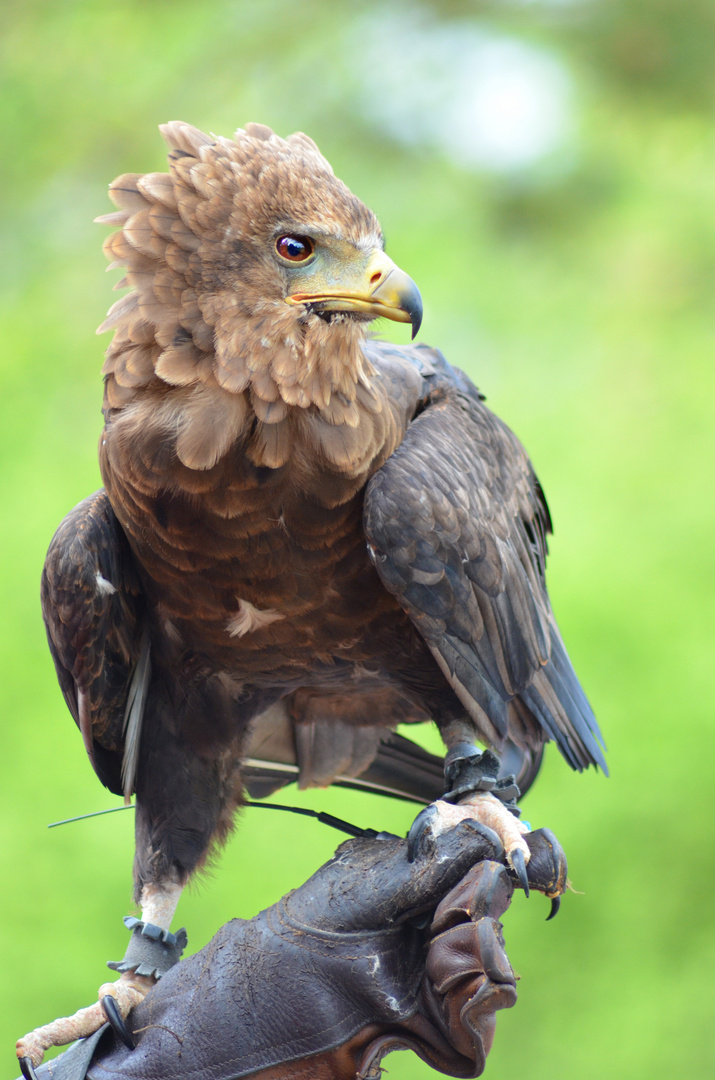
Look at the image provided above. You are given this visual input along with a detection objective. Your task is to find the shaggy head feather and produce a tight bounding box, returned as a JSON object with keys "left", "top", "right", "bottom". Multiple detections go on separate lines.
{"left": 97, "top": 122, "right": 385, "bottom": 431}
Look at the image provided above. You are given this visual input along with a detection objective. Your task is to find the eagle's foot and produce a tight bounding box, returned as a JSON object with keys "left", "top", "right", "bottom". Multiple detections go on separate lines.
{"left": 15, "top": 971, "right": 153, "bottom": 1070}
{"left": 411, "top": 794, "right": 531, "bottom": 889}
{"left": 457, "top": 792, "right": 531, "bottom": 890}
{"left": 438, "top": 742, "right": 530, "bottom": 886}
{"left": 15, "top": 914, "right": 186, "bottom": 1068}
{"left": 407, "top": 802, "right": 568, "bottom": 919}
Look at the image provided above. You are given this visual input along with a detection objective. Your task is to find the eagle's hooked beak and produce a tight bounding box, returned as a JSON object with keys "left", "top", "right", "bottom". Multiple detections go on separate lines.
{"left": 286, "top": 250, "right": 423, "bottom": 339}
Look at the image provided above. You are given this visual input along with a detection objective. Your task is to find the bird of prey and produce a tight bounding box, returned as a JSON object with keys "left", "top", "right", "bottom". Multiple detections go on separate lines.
{"left": 19, "top": 121, "right": 606, "bottom": 1067}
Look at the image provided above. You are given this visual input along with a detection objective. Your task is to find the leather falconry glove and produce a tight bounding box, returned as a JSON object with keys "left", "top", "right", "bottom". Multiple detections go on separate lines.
{"left": 22, "top": 820, "right": 566, "bottom": 1080}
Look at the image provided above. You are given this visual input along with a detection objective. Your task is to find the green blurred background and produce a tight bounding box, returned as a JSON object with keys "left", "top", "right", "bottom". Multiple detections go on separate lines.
{"left": 1, "top": 0, "right": 714, "bottom": 1076}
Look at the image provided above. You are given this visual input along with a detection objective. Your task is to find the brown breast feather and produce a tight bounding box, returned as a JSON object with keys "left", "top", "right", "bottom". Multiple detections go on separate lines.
{"left": 96, "top": 122, "right": 429, "bottom": 689}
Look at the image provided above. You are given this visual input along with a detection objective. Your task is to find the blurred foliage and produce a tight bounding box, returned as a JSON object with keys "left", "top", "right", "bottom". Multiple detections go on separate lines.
{"left": 1, "top": 1, "right": 714, "bottom": 1078}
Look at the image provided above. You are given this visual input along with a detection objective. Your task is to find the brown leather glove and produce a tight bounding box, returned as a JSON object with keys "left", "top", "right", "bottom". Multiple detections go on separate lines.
{"left": 25, "top": 823, "right": 565, "bottom": 1080}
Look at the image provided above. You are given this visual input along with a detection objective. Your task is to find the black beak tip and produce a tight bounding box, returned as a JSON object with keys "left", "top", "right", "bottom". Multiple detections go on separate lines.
{"left": 400, "top": 276, "right": 423, "bottom": 340}
{"left": 410, "top": 298, "right": 423, "bottom": 340}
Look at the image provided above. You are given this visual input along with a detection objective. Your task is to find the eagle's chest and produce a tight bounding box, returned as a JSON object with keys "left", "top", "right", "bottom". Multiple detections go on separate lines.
{"left": 99, "top": 373, "right": 411, "bottom": 675}
{"left": 104, "top": 446, "right": 393, "bottom": 670}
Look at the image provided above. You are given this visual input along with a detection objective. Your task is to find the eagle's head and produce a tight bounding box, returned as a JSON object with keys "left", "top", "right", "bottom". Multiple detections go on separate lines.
{"left": 98, "top": 122, "right": 422, "bottom": 430}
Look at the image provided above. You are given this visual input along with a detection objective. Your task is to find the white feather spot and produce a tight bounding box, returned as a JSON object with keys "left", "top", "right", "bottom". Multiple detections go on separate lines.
{"left": 95, "top": 572, "right": 116, "bottom": 596}
{"left": 226, "top": 599, "right": 285, "bottom": 638}
{"left": 161, "top": 617, "right": 182, "bottom": 647}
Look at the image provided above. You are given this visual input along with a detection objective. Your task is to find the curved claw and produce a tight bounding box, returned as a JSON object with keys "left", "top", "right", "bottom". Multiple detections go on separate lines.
{"left": 546, "top": 895, "right": 561, "bottom": 921}
{"left": 406, "top": 805, "right": 440, "bottom": 863}
{"left": 510, "top": 848, "right": 530, "bottom": 897}
{"left": 18, "top": 1058, "right": 39, "bottom": 1080}
{"left": 101, "top": 995, "right": 135, "bottom": 1050}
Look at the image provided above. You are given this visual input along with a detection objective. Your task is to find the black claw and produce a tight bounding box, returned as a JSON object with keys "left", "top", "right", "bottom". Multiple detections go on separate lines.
{"left": 19, "top": 1058, "right": 39, "bottom": 1080}
{"left": 101, "top": 995, "right": 136, "bottom": 1050}
{"left": 510, "top": 848, "right": 530, "bottom": 897}
{"left": 406, "top": 805, "right": 440, "bottom": 863}
{"left": 546, "top": 895, "right": 561, "bottom": 921}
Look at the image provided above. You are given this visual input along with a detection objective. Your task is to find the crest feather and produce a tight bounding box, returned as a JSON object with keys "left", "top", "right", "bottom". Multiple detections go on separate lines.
{"left": 159, "top": 122, "right": 214, "bottom": 158}
{"left": 98, "top": 120, "right": 384, "bottom": 440}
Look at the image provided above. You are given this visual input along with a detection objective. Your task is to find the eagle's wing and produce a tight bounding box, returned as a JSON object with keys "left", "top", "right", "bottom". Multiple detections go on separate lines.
{"left": 364, "top": 349, "right": 607, "bottom": 774}
{"left": 41, "top": 489, "right": 146, "bottom": 796}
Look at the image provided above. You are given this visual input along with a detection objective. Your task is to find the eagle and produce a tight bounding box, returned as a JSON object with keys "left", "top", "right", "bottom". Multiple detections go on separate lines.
{"left": 19, "top": 121, "right": 606, "bottom": 1066}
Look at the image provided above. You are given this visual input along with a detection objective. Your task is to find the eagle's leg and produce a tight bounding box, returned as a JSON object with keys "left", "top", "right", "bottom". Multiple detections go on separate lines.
{"left": 94, "top": 876, "right": 187, "bottom": 1048}
{"left": 15, "top": 719, "right": 217, "bottom": 1068}
{"left": 15, "top": 878, "right": 186, "bottom": 1069}
{"left": 408, "top": 721, "right": 531, "bottom": 892}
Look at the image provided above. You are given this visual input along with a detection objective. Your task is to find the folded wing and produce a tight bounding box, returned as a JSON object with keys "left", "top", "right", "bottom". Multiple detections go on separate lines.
{"left": 364, "top": 353, "right": 607, "bottom": 775}
{"left": 41, "top": 490, "right": 146, "bottom": 795}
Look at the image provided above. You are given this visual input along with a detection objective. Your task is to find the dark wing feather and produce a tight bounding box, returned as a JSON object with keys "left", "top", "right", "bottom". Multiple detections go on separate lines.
{"left": 364, "top": 351, "right": 607, "bottom": 774}
{"left": 41, "top": 489, "right": 145, "bottom": 795}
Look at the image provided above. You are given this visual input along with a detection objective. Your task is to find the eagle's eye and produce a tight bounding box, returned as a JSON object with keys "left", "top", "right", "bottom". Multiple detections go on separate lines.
{"left": 275, "top": 235, "right": 315, "bottom": 263}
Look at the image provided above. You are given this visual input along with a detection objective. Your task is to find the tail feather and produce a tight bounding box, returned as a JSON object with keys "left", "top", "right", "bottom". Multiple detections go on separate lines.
{"left": 243, "top": 730, "right": 544, "bottom": 806}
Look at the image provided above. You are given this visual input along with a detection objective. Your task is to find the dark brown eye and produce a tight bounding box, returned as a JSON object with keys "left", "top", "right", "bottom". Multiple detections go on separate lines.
{"left": 276, "top": 234, "right": 314, "bottom": 262}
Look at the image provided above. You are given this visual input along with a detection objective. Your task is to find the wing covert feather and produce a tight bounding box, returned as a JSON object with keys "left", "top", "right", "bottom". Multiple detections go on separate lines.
{"left": 41, "top": 489, "right": 145, "bottom": 794}
{"left": 364, "top": 355, "right": 606, "bottom": 773}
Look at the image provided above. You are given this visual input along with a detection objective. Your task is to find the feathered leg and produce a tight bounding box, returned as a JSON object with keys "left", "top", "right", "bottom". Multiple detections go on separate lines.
{"left": 17, "top": 690, "right": 245, "bottom": 1069}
